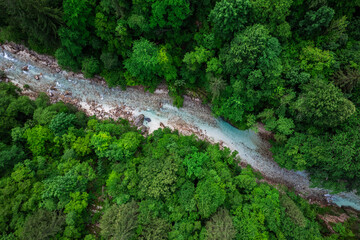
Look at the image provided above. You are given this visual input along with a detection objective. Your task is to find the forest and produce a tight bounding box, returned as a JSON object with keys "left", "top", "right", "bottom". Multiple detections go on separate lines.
{"left": 1, "top": 0, "right": 360, "bottom": 239}
{"left": 0, "top": 81, "right": 359, "bottom": 239}
{"left": 1, "top": 0, "right": 360, "bottom": 193}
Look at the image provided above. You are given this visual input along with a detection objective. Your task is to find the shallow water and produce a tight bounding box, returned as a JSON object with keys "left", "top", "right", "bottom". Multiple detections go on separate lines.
{"left": 1, "top": 48, "right": 360, "bottom": 210}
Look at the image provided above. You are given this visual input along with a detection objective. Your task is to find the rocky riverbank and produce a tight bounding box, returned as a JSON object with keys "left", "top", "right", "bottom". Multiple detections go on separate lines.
{"left": 1, "top": 42, "right": 360, "bottom": 211}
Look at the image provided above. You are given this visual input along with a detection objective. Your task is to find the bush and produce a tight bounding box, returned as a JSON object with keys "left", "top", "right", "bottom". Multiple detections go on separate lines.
{"left": 82, "top": 57, "right": 101, "bottom": 78}
{"left": 55, "top": 48, "right": 80, "bottom": 71}
{"left": 102, "top": 70, "right": 126, "bottom": 88}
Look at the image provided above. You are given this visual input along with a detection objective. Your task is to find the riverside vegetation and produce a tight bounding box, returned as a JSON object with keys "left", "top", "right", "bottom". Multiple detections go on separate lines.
{"left": 1, "top": 0, "right": 360, "bottom": 193}
{"left": 1, "top": 0, "right": 360, "bottom": 239}
{"left": 0, "top": 81, "right": 359, "bottom": 239}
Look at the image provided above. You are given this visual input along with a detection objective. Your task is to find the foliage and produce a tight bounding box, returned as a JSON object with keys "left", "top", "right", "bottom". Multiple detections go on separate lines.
{"left": 0, "top": 0, "right": 62, "bottom": 52}
{"left": 22, "top": 209, "right": 65, "bottom": 240}
{"left": 300, "top": 46, "right": 335, "bottom": 77}
{"left": 82, "top": 57, "right": 100, "bottom": 78}
{"left": 208, "top": 74, "right": 226, "bottom": 101}
{"left": 294, "top": 80, "right": 355, "bottom": 127}
{"left": 100, "top": 200, "right": 139, "bottom": 240}
{"left": 183, "top": 151, "right": 209, "bottom": 178}
{"left": 299, "top": 6, "right": 335, "bottom": 37}
{"left": 24, "top": 125, "right": 53, "bottom": 156}
{"left": 0, "top": 82, "right": 357, "bottom": 239}
{"left": 209, "top": 0, "right": 251, "bottom": 40}
{"left": 49, "top": 112, "right": 77, "bottom": 136}
{"left": 57, "top": 0, "right": 95, "bottom": 70}
{"left": 333, "top": 68, "right": 360, "bottom": 93}
{"left": 149, "top": 0, "right": 191, "bottom": 29}
{"left": 124, "top": 39, "right": 162, "bottom": 88}
{"left": 195, "top": 172, "right": 226, "bottom": 218}
{"left": 250, "top": 0, "right": 293, "bottom": 38}
{"left": 2, "top": 0, "right": 360, "bottom": 234}
{"left": 205, "top": 208, "right": 237, "bottom": 240}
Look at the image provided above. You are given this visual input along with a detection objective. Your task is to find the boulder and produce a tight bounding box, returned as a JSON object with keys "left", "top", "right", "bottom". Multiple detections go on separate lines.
{"left": 22, "top": 65, "right": 29, "bottom": 71}
{"left": 134, "top": 114, "right": 145, "bottom": 127}
{"left": 3, "top": 45, "right": 18, "bottom": 53}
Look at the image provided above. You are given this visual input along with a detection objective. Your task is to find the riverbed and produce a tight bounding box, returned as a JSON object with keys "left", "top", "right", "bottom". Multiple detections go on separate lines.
{"left": 1, "top": 43, "right": 359, "bottom": 210}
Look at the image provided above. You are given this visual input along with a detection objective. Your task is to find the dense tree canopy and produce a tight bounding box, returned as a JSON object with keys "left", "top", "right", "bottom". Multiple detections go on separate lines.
{"left": 0, "top": 82, "right": 358, "bottom": 239}
{"left": 2, "top": 0, "right": 360, "bottom": 237}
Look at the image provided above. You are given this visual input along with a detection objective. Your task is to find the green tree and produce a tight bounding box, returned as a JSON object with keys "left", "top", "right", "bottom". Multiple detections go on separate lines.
{"left": 220, "top": 24, "right": 280, "bottom": 77}
{"left": 195, "top": 171, "right": 226, "bottom": 218}
{"left": 208, "top": 74, "right": 227, "bottom": 101}
{"left": 64, "top": 192, "right": 89, "bottom": 214}
{"left": 49, "top": 112, "right": 77, "bottom": 136}
{"left": 57, "top": 0, "right": 95, "bottom": 69}
{"left": 149, "top": 0, "right": 190, "bottom": 29}
{"left": 41, "top": 163, "right": 95, "bottom": 209}
{"left": 106, "top": 131, "right": 143, "bottom": 162}
{"left": 183, "top": 152, "right": 209, "bottom": 178}
{"left": 294, "top": 80, "right": 355, "bottom": 127}
{"left": 299, "top": 6, "right": 335, "bottom": 37}
{"left": 216, "top": 25, "right": 283, "bottom": 123}
{"left": 183, "top": 46, "right": 212, "bottom": 72}
{"left": 333, "top": 68, "right": 360, "bottom": 93}
{"left": 124, "top": 39, "right": 162, "bottom": 87}
{"left": 322, "top": 16, "right": 349, "bottom": 50}
{"left": 300, "top": 46, "right": 335, "bottom": 77}
{"left": 250, "top": 0, "right": 293, "bottom": 38}
{"left": 139, "top": 218, "right": 171, "bottom": 240}
{"left": 33, "top": 107, "right": 57, "bottom": 125}
{"left": 100, "top": 200, "right": 139, "bottom": 240}
{"left": 91, "top": 131, "right": 113, "bottom": 158}
{"left": 0, "top": 144, "right": 25, "bottom": 173}
{"left": 22, "top": 209, "right": 65, "bottom": 240}
{"left": 209, "top": 0, "right": 251, "bottom": 39}
{"left": 279, "top": 194, "right": 306, "bottom": 227}
{"left": 177, "top": 181, "right": 196, "bottom": 212}
{"left": 100, "top": 51, "right": 119, "bottom": 70}
{"left": 138, "top": 157, "right": 179, "bottom": 199}
{"left": 1, "top": 0, "right": 62, "bottom": 51}
{"left": 6, "top": 95, "right": 36, "bottom": 122}
{"left": 82, "top": 57, "right": 101, "bottom": 78}
{"left": 205, "top": 208, "right": 237, "bottom": 240}
{"left": 24, "top": 125, "right": 53, "bottom": 156}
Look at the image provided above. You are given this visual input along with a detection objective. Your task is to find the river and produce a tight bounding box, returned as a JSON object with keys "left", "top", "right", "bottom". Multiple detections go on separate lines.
{"left": 1, "top": 44, "right": 360, "bottom": 210}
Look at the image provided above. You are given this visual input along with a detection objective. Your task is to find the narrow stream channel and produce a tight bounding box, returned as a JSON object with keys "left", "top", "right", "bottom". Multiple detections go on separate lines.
{"left": 1, "top": 46, "right": 359, "bottom": 210}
